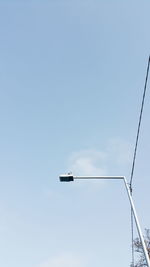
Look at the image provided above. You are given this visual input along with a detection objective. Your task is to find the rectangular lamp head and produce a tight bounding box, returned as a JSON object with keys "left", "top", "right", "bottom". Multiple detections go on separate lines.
{"left": 59, "top": 174, "right": 74, "bottom": 182}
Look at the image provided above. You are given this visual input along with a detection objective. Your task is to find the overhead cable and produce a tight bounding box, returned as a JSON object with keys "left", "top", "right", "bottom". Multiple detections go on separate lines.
{"left": 130, "top": 56, "right": 150, "bottom": 189}
{"left": 130, "top": 56, "right": 150, "bottom": 267}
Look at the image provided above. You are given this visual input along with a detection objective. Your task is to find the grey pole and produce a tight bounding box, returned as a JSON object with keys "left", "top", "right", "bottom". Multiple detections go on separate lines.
{"left": 59, "top": 174, "right": 150, "bottom": 267}
{"left": 123, "top": 177, "right": 150, "bottom": 267}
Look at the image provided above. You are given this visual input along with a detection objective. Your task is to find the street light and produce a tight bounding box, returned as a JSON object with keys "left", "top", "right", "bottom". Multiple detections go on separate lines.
{"left": 59, "top": 174, "right": 150, "bottom": 267}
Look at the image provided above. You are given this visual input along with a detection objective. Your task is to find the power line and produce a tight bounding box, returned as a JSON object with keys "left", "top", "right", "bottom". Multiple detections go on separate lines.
{"left": 131, "top": 209, "right": 135, "bottom": 267}
{"left": 130, "top": 56, "right": 150, "bottom": 189}
{"left": 130, "top": 56, "right": 150, "bottom": 267}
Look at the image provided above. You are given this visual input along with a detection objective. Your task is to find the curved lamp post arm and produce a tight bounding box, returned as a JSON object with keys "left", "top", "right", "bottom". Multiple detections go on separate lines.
{"left": 59, "top": 174, "right": 150, "bottom": 267}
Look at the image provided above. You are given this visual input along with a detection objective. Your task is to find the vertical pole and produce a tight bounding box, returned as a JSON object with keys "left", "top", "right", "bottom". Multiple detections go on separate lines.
{"left": 123, "top": 177, "right": 150, "bottom": 267}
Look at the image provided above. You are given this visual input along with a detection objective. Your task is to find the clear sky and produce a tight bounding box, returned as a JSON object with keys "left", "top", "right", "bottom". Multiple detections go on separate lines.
{"left": 0, "top": 1, "right": 150, "bottom": 267}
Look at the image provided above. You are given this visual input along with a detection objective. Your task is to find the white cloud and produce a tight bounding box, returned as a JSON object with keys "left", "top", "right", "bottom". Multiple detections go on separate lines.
{"left": 39, "top": 253, "right": 85, "bottom": 267}
{"left": 69, "top": 149, "right": 107, "bottom": 176}
{"left": 68, "top": 138, "right": 132, "bottom": 176}
{"left": 106, "top": 138, "right": 132, "bottom": 166}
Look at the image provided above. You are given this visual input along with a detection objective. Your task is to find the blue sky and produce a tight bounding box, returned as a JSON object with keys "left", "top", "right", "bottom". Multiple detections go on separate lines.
{"left": 0, "top": 1, "right": 150, "bottom": 266}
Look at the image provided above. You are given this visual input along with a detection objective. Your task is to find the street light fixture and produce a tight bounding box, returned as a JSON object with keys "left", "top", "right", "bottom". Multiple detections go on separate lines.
{"left": 59, "top": 174, "right": 150, "bottom": 267}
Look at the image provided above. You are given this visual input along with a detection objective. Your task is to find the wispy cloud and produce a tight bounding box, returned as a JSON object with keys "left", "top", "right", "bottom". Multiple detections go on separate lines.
{"left": 69, "top": 149, "right": 107, "bottom": 176}
{"left": 39, "top": 253, "right": 86, "bottom": 267}
{"left": 106, "top": 138, "right": 132, "bottom": 166}
{"left": 68, "top": 138, "right": 132, "bottom": 176}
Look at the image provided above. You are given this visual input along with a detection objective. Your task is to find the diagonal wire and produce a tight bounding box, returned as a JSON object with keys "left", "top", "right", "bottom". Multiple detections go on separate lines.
{"left": 130, "top": 56, "right": 150, "bottom": 188}
{"left": 131, "top": 209, "right": 134, "bottom": 267}
{"left": 129, "top": 56, "right": 150, "bottom": 267}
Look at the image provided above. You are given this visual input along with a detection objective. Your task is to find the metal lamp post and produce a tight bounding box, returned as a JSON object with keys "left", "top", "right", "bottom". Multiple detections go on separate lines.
{"left": 59, "top": 174, "right": 150, "bottom": 267}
